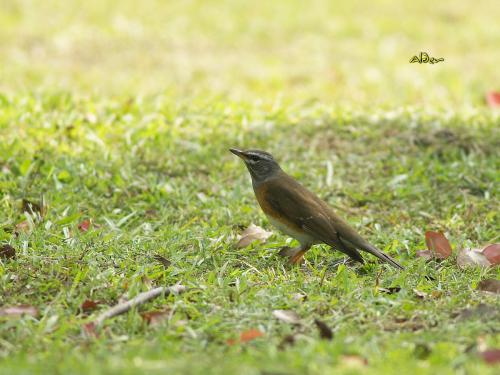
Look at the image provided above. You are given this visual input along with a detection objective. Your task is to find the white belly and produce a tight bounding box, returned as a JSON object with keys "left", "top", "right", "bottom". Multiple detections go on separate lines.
{"left": 266, "top": 215, "right": 316, "bottom": 245}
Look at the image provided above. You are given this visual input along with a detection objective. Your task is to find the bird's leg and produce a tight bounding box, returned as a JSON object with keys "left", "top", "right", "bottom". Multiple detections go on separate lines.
{"left": 278, "top": 244, "right": 311, "bottom": 265}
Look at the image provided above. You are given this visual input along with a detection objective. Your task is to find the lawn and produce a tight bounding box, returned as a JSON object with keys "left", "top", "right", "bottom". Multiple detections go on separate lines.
{"left": 1, "top": 0, "right": 499, "bottom": 374}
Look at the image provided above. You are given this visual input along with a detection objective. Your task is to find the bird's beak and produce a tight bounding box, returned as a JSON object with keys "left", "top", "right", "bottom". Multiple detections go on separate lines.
{"left": 229, "top": 148, "right": 246, "bottom": 160}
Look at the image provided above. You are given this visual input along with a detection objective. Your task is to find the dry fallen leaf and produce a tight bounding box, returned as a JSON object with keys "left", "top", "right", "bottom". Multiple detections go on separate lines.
{"left": 227, "top": 329, "right": 265, "bottom": 345}
{"left": 425, "top": 231, "right": 452, "bottom": 259}
{"left": 14, "top": 220, "right": 31, "bottom": 235}
{"left": 479, "top": 349, "right": 500, "bottom": 365}
{"left": 240, "top": 329, "right": 264, "bottom": 342}
{"left": 80, "top": 299, "right": 99, "bottom": 313}
{"left": 236, "top": 224, "right": 272, "bottom": 248}
{"left": 0, "top": 305, "right": 39, "bottom": 318}
{"left": 78, "top": 219, "right": 92, "bottom": 232}
{"left": 0, "top": 244, "right": 16, "bottom": 260}
{"left": 477, "top": 279, "right": 500, "bottom": 294}
{"left": 272, "top": 310, "right": 301, "bottom": 325}
{"left": 457, "top": 248, "right": 491, "bottom": 268}
{"left": 482, "top": 244, "right": 500, "bottom": 265}
{"left": 314, "top": 319, "right": 333, "bottom": 340}
{"left": 485, "top": 91, "right": 500, "bottom": 108}
{"left": 141, "top": 309, "right": 171, "bottom": 326}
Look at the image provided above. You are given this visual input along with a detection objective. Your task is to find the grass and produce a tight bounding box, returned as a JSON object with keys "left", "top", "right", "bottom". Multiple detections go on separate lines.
{"left": 1, "top": 0, "right": 500, "bottom": 374}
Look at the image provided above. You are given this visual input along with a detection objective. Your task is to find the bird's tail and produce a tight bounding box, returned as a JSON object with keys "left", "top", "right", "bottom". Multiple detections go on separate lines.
{"left": 365, "top": 244, "right": 404, "bottom": 270}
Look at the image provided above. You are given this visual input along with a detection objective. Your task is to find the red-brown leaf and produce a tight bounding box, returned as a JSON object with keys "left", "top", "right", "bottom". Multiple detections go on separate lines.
{"left": 425, "top": 231, "right": 452, "bottom": 259}
{"left": 482, "top": 244, "right": 500, "bottom": 265}
{"left": 480, "top": 349, "right": 500, "bottom": 364}
{"left": 239, "top": 329, "right": 264, "bottom": 343}
{"left": 81, "top": 299, "right": 99, "bottom": 312}
{"left": 78, "top": 219, "right": 91, "bottom": 232}
{"left": 0, "top": 244, "right": 16, "bottom": 259}
{"left": 0, "top": 305, "right": 39, "bottom": 317}
{"left": 486, "top": 92, "right": 500, "bottom": 108}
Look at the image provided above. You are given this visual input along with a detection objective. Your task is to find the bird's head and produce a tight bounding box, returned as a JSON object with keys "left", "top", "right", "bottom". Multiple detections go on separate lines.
{"left": 230, "top": 148, "right": 281, "bottom": 183}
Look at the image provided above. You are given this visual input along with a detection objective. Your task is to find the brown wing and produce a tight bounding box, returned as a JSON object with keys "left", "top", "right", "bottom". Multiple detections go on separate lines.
{"left": 261, "top": 174, "right": 364, "bottom": 262}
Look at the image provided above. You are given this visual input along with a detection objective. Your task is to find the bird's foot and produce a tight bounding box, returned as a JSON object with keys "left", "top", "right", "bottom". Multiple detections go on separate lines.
{"left": 278, "top": 246, "right": 306, "bottom": 265}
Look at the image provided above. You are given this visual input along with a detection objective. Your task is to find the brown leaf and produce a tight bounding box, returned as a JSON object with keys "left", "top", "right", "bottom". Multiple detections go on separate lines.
{"left": 477, "top": 279, "right": 500, "bottom": 294}
{"left": 457, "top": 248, "right": 491, "bottom": 268}
{"left": 0, "top": 305, "right": 39, "bottom": 317}
{"left": 482, "top": 244, "right": 500, "bottom": 265}
{"left": 430, "top": 290, "right": 443, "bottom": 298}
{"left": 239, "top": 329, "right": 264, "bottom": 343}
{"left": 314, "top": 319, "right": 333, "bottom": 340}
{"left": 80, "top": 299, "right": 99, "bottom": 312}
{"left": 480, "top": 349, "right": 500, "bottom": 365}
{"left": 154, "top": 254, "right": 172, "bottom": 268}
{"left": 236, "top": 224, "right": 272, "bottom": 248}
{"left": 0, "top": 244, "right": 16, "bottom": 259}
{"left": 486, "top": 91, "right": 500, "bottom": 108}
{"left": 227, "top": 329, "right": 265, "bottom": 345}
{"left": 141, "top": 309, "right": 171, "bottom": 326}
{"left": 272, "top": 309, "right": 301, "bottom": 324}
{"left": 14, "top": 220, "right": 31, "bottom": 234}
{"left": 78, "top": 219, "right": 91, "bottom": 232}
{"left": 425, "top": 231, "right": 452, "bottom": 259}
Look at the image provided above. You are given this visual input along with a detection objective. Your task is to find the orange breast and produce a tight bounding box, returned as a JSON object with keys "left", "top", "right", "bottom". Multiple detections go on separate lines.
{"left": 254, "top": 183, "right": 304, "bottom": 234}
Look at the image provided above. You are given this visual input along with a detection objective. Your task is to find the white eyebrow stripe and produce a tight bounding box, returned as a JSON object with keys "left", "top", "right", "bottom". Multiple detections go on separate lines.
{"left": 246, "top": 152, "right": 273, "bottom": 161}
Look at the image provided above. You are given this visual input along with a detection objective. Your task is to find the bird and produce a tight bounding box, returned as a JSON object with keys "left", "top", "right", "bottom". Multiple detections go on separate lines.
{"left": 230, "top": 148, "right": 404, "bottom": 270}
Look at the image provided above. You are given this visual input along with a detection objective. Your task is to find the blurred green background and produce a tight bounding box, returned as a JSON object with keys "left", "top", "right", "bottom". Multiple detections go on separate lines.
{"left": 1, "top": 0, "right": 499, "bottom": 105}
{"left": 1, "top": 1, "right": 499, "bottom": 374}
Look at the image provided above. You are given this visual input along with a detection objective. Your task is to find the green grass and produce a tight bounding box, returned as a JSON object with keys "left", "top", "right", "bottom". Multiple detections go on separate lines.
{"left": 1, "top": 0, "right": 500, "bottom": 374}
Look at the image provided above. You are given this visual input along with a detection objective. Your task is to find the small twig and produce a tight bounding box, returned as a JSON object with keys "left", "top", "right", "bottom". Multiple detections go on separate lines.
{"left": 93, "top": 284, "right": 186, "bottom": 326}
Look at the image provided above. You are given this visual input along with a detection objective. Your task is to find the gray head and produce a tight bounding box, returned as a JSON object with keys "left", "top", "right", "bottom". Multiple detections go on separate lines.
{"left": 230, "top": 148, "right": 282, "bottom": 184}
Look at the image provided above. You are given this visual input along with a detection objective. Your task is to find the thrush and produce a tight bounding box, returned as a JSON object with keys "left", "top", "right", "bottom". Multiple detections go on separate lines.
{"left": 230, "top": 148, "right": 404, "bottom": 270}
